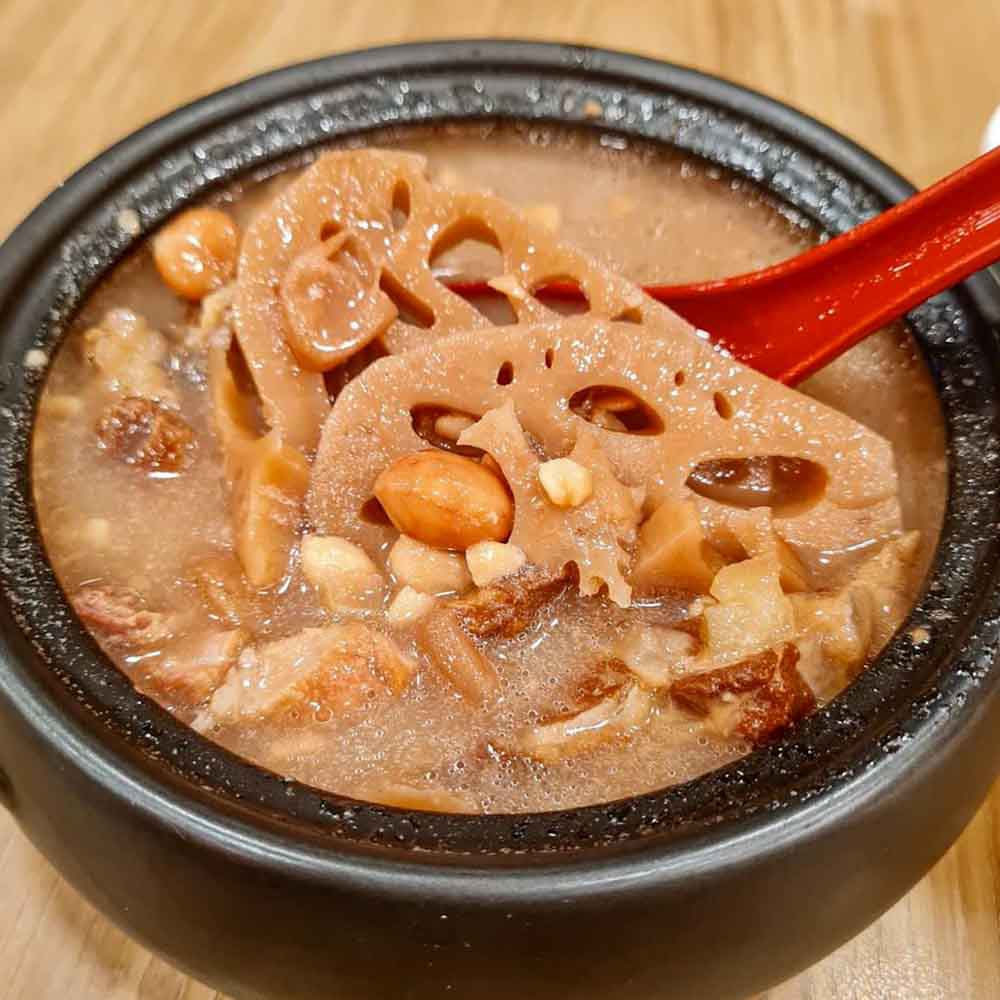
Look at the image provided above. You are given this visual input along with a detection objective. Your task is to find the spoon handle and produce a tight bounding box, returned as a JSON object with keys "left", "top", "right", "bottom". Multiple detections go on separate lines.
{"left": 654, "top": 146, "right": 1000, "bottom": 383}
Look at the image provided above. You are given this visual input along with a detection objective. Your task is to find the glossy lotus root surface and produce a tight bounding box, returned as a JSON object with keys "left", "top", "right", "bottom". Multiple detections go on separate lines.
{"left": 33, "top": 124, "right": 947, "bottom": 814}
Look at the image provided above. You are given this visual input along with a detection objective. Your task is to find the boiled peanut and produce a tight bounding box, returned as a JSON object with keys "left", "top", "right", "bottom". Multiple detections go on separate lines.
{"left": 374, "top": 450, "right": 513, "bottom": 551}
{"left": 538, "top": 457, "right": 593, "bottom": 508}
{"left": 153, "top": 207, "right": 239, "bottom": 301}
{"left": 301, "top": 534, "right": 385, "bottom": 611}
{"left": 465, "top": 541, "right": 526, "bottom": 588}
{"left": 388, "top": 534, "right": 471, "bottom": 595}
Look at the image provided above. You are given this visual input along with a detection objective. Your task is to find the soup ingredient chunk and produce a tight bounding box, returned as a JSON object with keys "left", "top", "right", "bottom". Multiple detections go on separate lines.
{"left": 153, "top": 207, "right": 239, "bottom": 301}
{"left": 96, "top": 396, "right": 195, "bottom": 472}
{"left": 310, "top": 319, "right": 901, "bottom": 604}
{"left": 460, "top": 404, "right": 643, "bottom": 608}
{"left": 450, "top": 563, "right": 572, "bottom": 639}
{"left": 204, "top": 624, "right": 415, "bottom": 727}
{"left": 670, "top": 643, "right": 815, "bottom": 744}
{"left": 465, "top": 541, "right": 527, "bottom": 587}
{"left": 414, "top": 607, "right": 499, "bottom": 704}
{"left": 72, "top": 584, "right": 174, "bottom": 649}
{"left": 189, "top": 553, "right": 258, "bottom": 629}
{"left": 374, "top": 449, "right": 514, "bottom": 551}
{"left": 387, "top": 534, "right": 472, "bottom": 595}
{"left": 701, "top": 555, "right": 796, "bottom": 658}
{"left": 356, "top": 781, "right": 475, "bottom": 813}
{"left": 614, "top": 623, "right": 699, "bottom": 688}
{"left": 301, "top": 535, "right": 386, "bottom": 612}
{"left": 209, "top": 336, "right": 310, "bottom": 587}
{"left": 143, "top": 629, "right": 246, "bottom": 705}
{"left": 84, "top": 309, "right": 174, "bottom": 403}
{"left": 514, "top": 661, "right": 655, "bottom": 762}
{"left": 632, "top": 499, "right": 724, "bottom": 594}
{"left": 279, "top": 231, "right": 398, "bottom": 370}
{"left": 386, "top": 586, "right": 437, "bottom": 627}
{"left": 538, "top": 457, "right": 594, "bottom": 508}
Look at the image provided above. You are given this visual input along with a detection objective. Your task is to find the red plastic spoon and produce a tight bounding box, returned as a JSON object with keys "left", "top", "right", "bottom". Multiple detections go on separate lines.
{"left": 447, "top": 147, "right": 1000, "bottom": 385}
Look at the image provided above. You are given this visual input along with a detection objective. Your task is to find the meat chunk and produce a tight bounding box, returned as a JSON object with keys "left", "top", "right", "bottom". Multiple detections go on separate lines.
{"left": 71, "top": 584, "right": 173, "bottom": 649}
{"left": 573, "top": 656, "right": 632, "bottom": 704}
{"left": 204, "top": 624, "right": 415, "bottom": 726}
{"left": 613, "top": 623, "right": 699, "bottom": 688}
{"left": 83, "top": 308, "right": 175, "bottom": 403}
{"left": 791, "top": 586, "right": 875, "bottom": 685}
{"left": 96, "top": 396, "right": 195, "bottom": 472}
{"left": 143, "top": 629, "right": 245, "bottom": 704}
{"left": 512, "top": 670, "right": 655, "bottom": 763}
{"left": 670, "top": 643, "right": 815, "bottom": 745}
{"left": 414, "top": 608, "right": 499, "bottom": 705}
{"left": 449, "top": 563, "right": 572, "bottom": 639}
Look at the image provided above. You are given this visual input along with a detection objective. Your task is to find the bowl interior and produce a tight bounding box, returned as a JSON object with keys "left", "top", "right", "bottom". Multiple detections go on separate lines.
{"left": 2, "top": 42, "right": 1000, "bottom": 857}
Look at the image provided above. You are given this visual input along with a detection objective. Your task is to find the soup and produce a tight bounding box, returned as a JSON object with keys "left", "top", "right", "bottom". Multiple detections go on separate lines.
{"left": 32, "top": 124, "right": 947, "bottom": 813}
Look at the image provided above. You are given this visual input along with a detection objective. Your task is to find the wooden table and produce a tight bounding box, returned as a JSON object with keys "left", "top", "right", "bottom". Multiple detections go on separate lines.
{"left": 2, "top": 1, "right": 999, "bottom": 996}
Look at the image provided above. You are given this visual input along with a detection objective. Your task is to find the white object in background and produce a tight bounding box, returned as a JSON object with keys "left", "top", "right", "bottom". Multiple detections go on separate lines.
{"left": 982, "top": 105, "right": 1000, "bottom": 152}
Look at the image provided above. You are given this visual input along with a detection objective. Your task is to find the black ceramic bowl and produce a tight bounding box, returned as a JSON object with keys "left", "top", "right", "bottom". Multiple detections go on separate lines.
{"left": 2, "top": 40, "right": 1000, "bottom": 1000}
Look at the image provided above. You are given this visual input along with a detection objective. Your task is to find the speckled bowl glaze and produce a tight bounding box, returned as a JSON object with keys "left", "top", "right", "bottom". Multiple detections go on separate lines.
{"left": 1, "top": 41, "right": 1000, "bottom": 1000}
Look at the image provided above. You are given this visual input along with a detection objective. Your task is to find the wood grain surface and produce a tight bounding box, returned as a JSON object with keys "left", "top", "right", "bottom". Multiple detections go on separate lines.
{"left": 2, "top": 1, "right": 999, "bottom": 997}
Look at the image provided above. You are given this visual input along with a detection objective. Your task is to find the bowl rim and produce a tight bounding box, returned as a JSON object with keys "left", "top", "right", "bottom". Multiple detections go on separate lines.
{"left": 3, "top": 39, "right": 1000, "bottom": 896}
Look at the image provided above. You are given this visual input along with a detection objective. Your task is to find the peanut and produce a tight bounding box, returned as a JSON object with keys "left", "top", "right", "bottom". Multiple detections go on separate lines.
{"left": 386, "top": 585, "right": 437, "bottom": 627}
{"left": 388, "top": 534, "right": 471, "bottom": 595}
{"left": 465, "top": 541, "right": 526, "bottom": 588}
{"left": 433, "top": 412, "right": 476, "bottom": 441}
{"left": 301, "top": 535, "right": 386, "bottom": 611}
{"left": 538, "top": 457, "right": 593, "bottom": 508}
{"left": 153, "top": 207, "right": 239, "bottom": 301}
{"left": 374, "top": 449, "right": 514, "bottom": 551}
{"left": 481, "top": 453, "right": 504, "bottom": 478}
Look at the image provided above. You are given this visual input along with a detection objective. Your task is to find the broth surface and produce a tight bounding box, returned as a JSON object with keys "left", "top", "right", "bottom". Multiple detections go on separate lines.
{"left": 33, "top": 124, "right": 947, "bottom": 813}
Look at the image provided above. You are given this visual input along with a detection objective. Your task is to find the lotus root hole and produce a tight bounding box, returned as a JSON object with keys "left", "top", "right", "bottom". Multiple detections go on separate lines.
{"left": 568, "top": 385, "right": 665, "bottom": 435}
{"left": 465, "top": 292, "right": 518, "bottom": 327}
{"left": 713, "top": 392, "right": 734, "bottom": 419}
{"left": 686, "top": 457, "right": 828, "bottom": 515}
{"left": 319, "top": 220, "right": 342, "bottom": 241}
{"left": 410, "top": 404, "right": 484, "bottom": 457}
{"left": 379, "top": 272, "right": 435, "bottom": 328}
{"left": 390, "top": 180, "right": 411, "bottom": 231}
{"left": 544, "top": 348, "right": 555, "bottom": 369}
{"left": 429, "top": 217, "right": 504, "bottom": 279}
{"left": 497, "top": 361, "right": 515, "bottom": 386}
{"left": 611, "top": 306, "right": 643, "bottom": 324}
{"left": 359, "top": 497, "right": 392, "bottom": 526}
{"left": 532, "top": 277, "right": 590, "bottom": 317}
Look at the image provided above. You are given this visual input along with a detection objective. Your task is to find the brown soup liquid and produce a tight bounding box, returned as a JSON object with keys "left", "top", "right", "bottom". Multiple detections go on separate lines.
{"left": 32, "top": 124, "right": 947, "bottom": 813}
